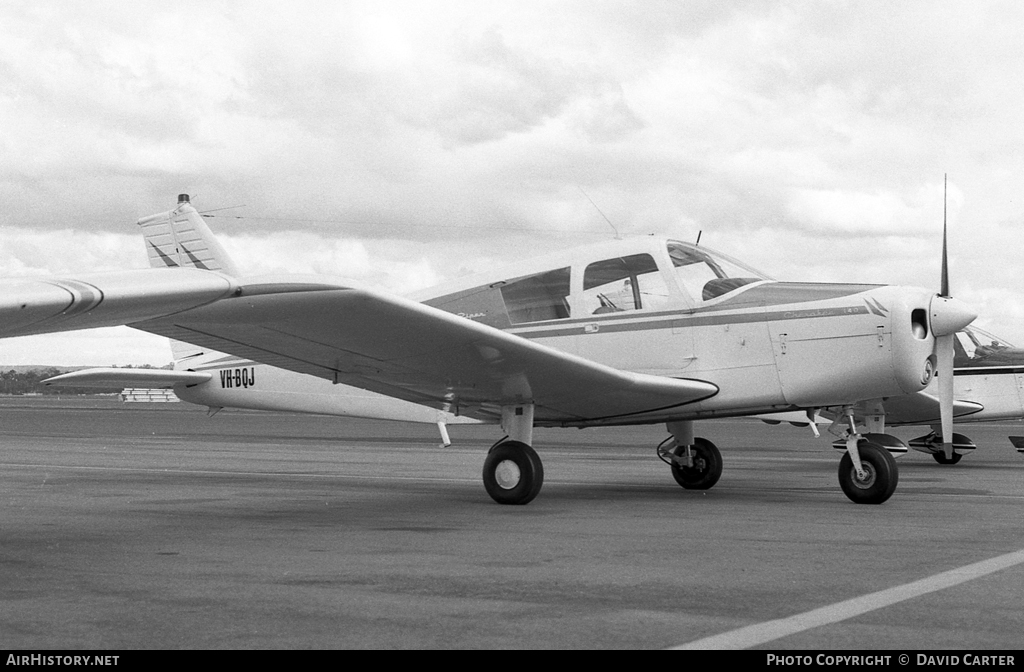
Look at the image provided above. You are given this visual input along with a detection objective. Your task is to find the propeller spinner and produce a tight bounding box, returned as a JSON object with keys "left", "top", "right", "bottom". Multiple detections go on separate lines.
{"left": 929, "top": 176, "right": 977, "bottom": 458}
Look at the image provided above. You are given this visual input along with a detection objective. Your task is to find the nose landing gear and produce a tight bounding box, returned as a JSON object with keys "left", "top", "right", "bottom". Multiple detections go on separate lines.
{"left": 837, "top": 440, "right": 899, "bottom": 504}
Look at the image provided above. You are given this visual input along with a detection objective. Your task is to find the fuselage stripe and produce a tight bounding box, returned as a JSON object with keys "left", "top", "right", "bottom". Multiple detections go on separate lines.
{"left": 509, "top": 304, "right": 871, "bottom": 338}
{"left": 955, "top": 366, "right": 1024, "bottom": 376}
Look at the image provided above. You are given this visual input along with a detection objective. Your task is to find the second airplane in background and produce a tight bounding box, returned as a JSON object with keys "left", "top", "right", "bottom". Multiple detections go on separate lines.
{"left": 761, "top": 324, "right": 1024, "bottom": 463}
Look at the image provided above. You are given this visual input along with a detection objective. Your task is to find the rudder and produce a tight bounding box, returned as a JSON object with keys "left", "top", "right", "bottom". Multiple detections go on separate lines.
{"left": 138, "top": 194, "right": 240, "bottom": 277}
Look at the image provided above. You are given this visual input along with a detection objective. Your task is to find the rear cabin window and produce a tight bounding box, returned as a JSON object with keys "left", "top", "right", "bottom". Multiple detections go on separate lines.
{"left": 582, "top": 254, "right": 669, "bottom": 314}
{"left": 500, "top": 267, "right": 572, "bottom": 324}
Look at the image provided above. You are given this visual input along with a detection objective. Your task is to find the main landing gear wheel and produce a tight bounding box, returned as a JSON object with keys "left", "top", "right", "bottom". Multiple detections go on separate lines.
{"left": 838, "top": 441, "right": 898, "bottom": 505}
{"left": 932, "top": 451, "right": 963, "bottom": 465}
{"left": 482, "top": 440, "right": 544, "bottom": 505}
{"left": 671, "top": 437, "right": 722, "bottom": 490}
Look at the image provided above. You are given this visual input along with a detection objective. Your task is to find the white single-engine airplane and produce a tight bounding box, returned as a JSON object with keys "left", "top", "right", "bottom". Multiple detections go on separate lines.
{"left": 5, "top": 194, "right": 978, "bottom": 505}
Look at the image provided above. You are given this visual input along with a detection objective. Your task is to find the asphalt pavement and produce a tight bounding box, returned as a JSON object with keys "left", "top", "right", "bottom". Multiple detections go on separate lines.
{"left": 2, "top": 397, "right": 1023, "bottom": 649}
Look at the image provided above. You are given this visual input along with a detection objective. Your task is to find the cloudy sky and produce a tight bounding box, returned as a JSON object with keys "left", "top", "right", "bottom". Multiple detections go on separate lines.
{"left": 1, "top": 0, "right": 1023, "bottom": 365}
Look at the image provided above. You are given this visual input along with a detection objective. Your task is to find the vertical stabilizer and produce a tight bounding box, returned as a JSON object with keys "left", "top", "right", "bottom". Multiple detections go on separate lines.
{"left": 138, "top": 194, "right": 240, "bottom": 368}
{"left": 138, "top": 194, "right": 241, "bottom": 277}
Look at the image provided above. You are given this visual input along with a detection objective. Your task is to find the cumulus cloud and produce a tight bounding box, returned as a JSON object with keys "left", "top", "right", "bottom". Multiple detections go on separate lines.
{"left": 2, "top": 1, "right": 1024, "bottom": 363}
{"left": 785, "top": 180, "right": 961, "bottom": 237}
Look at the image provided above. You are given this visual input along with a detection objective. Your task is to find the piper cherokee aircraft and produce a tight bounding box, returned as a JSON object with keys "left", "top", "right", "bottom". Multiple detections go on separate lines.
{"left": 760, "top": 324, "right": 1024, "bottom": 464}
{"left": 3, "top": 194, "right": 978, "bottom": 505}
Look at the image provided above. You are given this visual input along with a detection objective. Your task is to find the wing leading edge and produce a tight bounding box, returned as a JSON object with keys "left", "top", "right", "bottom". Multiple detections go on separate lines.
{"left": 880, "top": 391, "right": 984, "bottom": 425}
{"left": 0, "top": 269, "right": 235, "bottom": 339}
{"left": 133, "top": 279, "right": 719, "bottom": 425}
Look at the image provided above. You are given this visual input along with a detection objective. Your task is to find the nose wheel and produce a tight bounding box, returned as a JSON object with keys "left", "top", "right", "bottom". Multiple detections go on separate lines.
{"left": 838, "top": 441, "right": 898, "bottom": 504}
{"left": 482, "top": 440, "right": 544, "bottom": 505}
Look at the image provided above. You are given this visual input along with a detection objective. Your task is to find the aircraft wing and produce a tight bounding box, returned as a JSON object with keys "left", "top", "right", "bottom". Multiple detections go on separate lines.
{"left": 881, "top": 391, "right": 984, "bottom": 425}
{"left": 129, "top": 278, "right": 719, "bottom": 424}
{"left": 756, "top": 395, "right": 983, "bottom": 428}
{"left": 0, "top": 269, "right": 235, "bottom": 339}
{"left": 43, "top": 368, "right": 212, "bottom": 388}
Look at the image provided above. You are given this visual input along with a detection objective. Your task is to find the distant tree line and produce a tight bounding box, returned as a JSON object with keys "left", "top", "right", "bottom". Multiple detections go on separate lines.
{"left": 0, "top": 364, "right": 166, "bottom": 396}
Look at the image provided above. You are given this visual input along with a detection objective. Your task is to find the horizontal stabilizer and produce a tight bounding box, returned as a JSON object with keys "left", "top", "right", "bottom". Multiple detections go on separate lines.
{"left": 43, "top": 368, "right": 211, "bottom": 389}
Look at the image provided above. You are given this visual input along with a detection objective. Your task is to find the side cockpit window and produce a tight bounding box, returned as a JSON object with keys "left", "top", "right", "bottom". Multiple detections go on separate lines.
{"left": 667, "top": 241, "right": 767, "bottom": 303}
{"left": 955, "top": 326, "right": 1014, "bottom": 366}
{"left": 500, "top": 267, "right": 571, "bottom": 324}
{"left": 582, "top": 254, "right": 669, "bottom": 314}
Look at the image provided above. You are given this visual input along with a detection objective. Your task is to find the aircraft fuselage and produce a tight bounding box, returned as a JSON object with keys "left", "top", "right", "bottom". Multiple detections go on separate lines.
{"left": 173, "top": 236, "right": 941, "bottom": 429}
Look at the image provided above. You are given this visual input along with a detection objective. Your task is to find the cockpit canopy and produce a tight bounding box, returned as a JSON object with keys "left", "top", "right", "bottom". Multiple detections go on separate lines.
{"left": 666, "top": 241, "right": 771, "bottom": 302}
{"left": 461, "top": 239, "right": 773, "bottom": 327}
{"left": 423, "top": 237, "right": 775, "bottom": 329}
{"left": 954, "top": 325, "right": 1019, "bottom": 367}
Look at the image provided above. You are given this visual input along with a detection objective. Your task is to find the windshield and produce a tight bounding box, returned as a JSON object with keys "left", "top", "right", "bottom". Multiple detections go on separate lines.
{"left": 667, "top": 241, "right": 771, "bottom": 302}
{"left": 955, "top": 325, "right": 1016, "bottom": 362}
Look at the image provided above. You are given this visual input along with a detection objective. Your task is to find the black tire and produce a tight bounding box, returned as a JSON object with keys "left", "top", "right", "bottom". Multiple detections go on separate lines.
{"left": 482, "top": 441, "right": 544, "bottom": 505}
{"left": 838, "top": 441, "right": 898, "bottom": 504}
{"left": 671, "top": 437, "right": 722, "bottom": 490}
{"left": 933, "top": 451, "right": 963, "bottom": 465}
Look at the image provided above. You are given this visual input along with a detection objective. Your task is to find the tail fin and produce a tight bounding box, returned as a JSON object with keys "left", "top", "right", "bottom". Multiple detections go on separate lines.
{"left": 139, "top": 194, "right": 239, "bottom": 367}
{"left": 138, "top": 194, "right": 240, "bottom": 277}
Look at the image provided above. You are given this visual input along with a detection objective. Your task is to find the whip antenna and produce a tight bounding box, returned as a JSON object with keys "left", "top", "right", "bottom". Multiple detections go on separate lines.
{"left": 578, "top": 187, "right": 620, "bottom": 239}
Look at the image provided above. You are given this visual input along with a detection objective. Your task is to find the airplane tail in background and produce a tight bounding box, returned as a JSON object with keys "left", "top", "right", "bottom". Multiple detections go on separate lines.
{"left": 137, "top": 194, "right": 241, "bottom": 277}
{"left": 138, "top": 194, "right": 240, "bottom": 367}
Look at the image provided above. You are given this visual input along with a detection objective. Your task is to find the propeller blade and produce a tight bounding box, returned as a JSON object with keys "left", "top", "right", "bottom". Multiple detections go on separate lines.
{"left": 940, "top": 174, "right": 950, "bottom": 297}
{"left": 937, "top": 332, "right": 955, "bottom": 458}
{"left": 934, "top": 175, "right": 964, "bottom": 460}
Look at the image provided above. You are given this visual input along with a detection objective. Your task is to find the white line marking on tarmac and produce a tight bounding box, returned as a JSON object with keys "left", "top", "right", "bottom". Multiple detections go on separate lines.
{"left": 672, "top": 547, "right": 1024, "bottom": 650}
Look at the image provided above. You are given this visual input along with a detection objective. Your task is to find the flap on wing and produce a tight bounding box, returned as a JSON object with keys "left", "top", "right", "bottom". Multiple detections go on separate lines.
{"left": 883, "top": 392, "right": 984, "bottom": 425}
{"left": 43, "top": 368, "right": 212, "bottom": 389}
{"left": 136, "top": 281, "right": 719, "bottom": 424}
